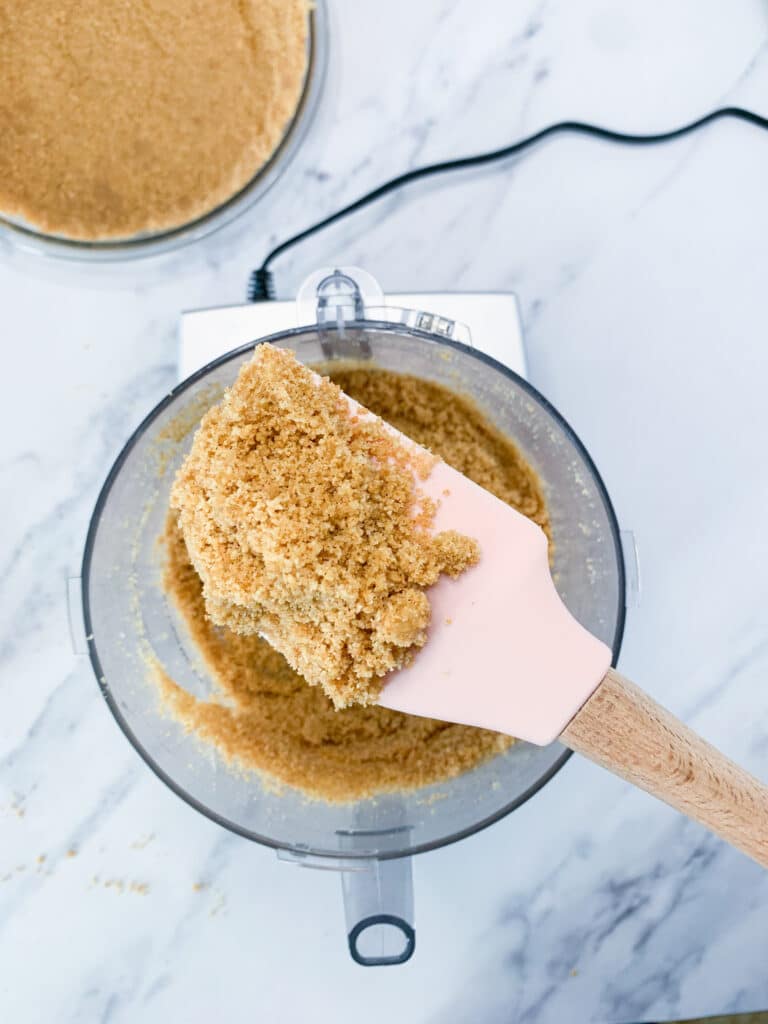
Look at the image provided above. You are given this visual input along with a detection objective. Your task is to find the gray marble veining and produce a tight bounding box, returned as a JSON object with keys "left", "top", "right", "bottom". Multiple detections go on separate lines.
{"left": 2, "top": 0, "right": 768, "bottom": 1021}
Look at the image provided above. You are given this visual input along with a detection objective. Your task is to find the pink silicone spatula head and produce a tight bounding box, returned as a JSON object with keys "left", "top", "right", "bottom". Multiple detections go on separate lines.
{"left": 323, "top": 364, "right": 610, "bottom": 744}
{"left": 330, "top": 360, "right": 768, "bottom": 869}
{"left": 376, "top": 459, "right": 611, "bottom": 745}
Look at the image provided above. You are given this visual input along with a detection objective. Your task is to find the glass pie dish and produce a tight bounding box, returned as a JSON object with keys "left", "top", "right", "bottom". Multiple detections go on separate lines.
{"left": 0, "top": 1, "right": 328, "bottom": 263}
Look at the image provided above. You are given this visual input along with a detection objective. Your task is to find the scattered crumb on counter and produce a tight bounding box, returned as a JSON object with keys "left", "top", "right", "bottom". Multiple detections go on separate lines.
{"left": 95, "top": 877, "right": 150, "bottom": 896}
{"left": 7, "top": 798, "right": 26, "bottom": 819}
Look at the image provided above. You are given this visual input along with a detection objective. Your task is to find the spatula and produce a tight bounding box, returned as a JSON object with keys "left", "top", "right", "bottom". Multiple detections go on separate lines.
{"left": 225, "top": 349, "right": 766, "bottom": 867}
{"left": 326, "top": 379, "right": 768, "bottom": 869}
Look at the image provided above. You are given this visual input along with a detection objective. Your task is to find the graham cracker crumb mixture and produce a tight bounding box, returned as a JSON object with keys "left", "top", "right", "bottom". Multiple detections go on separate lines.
{"left": 0, "top": 0, "right": 308, "bottom": 240}
{"left": 171, "top": 345, "right": 480, "bottom": 708}
{"left": 158, "top": 364, "right": 550, "bottom": 802}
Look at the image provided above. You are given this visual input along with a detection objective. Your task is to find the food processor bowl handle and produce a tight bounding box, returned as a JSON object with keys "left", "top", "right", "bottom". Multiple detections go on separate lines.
{"left": 341, "top": 856, "right": 415, "bottom": 966}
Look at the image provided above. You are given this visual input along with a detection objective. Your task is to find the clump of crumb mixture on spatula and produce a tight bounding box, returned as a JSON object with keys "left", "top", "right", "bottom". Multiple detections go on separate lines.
{"left": 170, "top": 344, "right": 479, "bottom": 708}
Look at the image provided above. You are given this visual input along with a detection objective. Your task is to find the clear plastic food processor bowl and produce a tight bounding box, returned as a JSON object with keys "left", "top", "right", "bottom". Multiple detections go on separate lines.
{"left": 82, "top": 302, "right": 626, "bottom": 965}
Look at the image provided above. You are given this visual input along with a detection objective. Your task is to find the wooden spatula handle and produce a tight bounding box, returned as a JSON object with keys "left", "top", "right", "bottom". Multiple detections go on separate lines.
{"left": 560, "top": 667, "right": 768, "bottom": 868}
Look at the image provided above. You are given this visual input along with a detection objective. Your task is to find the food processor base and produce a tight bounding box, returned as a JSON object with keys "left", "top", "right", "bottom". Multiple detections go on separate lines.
{"left": 178, "top": 289, "right": 528, "bottom": 382}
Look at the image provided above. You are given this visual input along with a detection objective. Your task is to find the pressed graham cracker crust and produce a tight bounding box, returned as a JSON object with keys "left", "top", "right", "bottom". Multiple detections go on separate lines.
{"left": 0, "top": 0, "right": 308, "bottom": 240}
{"left": 158, "top": 358, "right": 550, "bottom": 802}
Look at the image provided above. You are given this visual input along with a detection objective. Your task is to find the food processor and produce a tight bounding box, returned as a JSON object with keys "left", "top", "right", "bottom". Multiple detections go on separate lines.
{"left": 81, "top": 268, "right": 627, "bottom": 965}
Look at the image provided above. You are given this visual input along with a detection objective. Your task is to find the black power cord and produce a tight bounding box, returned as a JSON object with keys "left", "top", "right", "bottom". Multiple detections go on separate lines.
{"left": 247, "top": 106, "right": 768, "bottom": 301}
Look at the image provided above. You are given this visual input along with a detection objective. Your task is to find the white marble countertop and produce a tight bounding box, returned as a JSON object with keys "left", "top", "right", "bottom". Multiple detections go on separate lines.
{"left": 2, "top": 1, "right": 768, "bottom": 1020}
